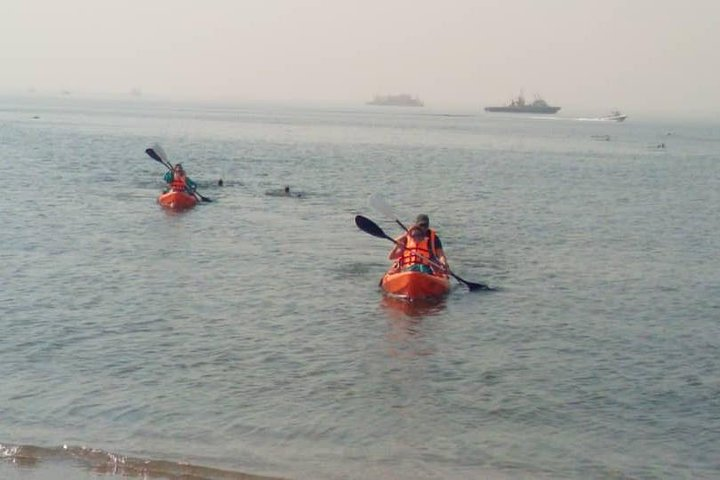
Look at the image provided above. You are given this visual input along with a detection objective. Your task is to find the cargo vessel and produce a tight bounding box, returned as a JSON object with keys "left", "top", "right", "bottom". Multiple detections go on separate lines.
{"left": 367, "top": 94, "right": 424, "bottom": 107}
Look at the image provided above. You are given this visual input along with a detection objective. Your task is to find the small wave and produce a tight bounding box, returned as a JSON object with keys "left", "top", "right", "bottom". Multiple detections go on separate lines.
{"left": 264, "top": 188, "right": 305, "bottom": 198}
{"left": 577, "top": 117, "right": 610, "bottom": 122}
{"left": 381, "top": 295, "right": 448, "bottom": 318}
{"left": 330, "top": 261, "right": 383, "bottom": 277}
{"left": 0, "top": 442, "right": 282, "bottom": 480}
{"left": 646, "top": 143, "right": 667, "bottom": 150}
{"left": 419, "top": 113, "right": 474, "bottom": 118}
{"left": 197, "top": 179, "right": 244, "bottom": 188}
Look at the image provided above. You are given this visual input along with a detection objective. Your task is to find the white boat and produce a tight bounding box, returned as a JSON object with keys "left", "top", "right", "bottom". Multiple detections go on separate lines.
{"left": 601, "top": 110, "right": 627, "bottom": 122}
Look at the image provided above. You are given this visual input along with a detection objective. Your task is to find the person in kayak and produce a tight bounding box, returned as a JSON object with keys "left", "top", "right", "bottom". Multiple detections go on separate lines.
{"left": 388, "top": 214, "right": 449, "bottom": 274}
{"left": 164, "top": 163, "right": 197, "bottom": 193}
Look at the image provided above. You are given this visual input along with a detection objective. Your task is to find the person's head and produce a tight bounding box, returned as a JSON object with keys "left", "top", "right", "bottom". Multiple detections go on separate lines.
{"left": 414, "top": 214, "right": 429, "bottom": 230}
{"left": 284, "top": 185, "right": 290, "bottom": 193}
{"left": 410, "top": 214, "right": 430, "bottom": 238}
{"left": 173, "top": 164, "right": 185, "bottom": 175}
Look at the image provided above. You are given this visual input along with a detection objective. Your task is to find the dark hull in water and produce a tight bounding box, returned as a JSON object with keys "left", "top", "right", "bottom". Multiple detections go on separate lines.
{"left": 485, "top": 105, "right": 561, "bottom": 114}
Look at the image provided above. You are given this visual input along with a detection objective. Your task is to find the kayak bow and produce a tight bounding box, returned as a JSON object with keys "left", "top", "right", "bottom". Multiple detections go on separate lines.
{"left": 380, "top": 268, "right": 451, "bottom": 300}
{"left": 157, "top": 190, "right": 198, "bottom": 210}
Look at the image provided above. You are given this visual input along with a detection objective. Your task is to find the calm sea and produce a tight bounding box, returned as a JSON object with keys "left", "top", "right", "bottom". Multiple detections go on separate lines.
{"left": 1, "top": 96, "right": 718, "bottom": 480}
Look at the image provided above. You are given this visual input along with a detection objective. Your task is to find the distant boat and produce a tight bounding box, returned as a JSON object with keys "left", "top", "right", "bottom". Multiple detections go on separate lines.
{"left": 485, "top": 93, "right": 560, "bottom": 114}
{"left": 600, "top": 110, "right": 628, "bottom": 122}
{"left": 367, "top": 94, "right": 424, "bottom": 107}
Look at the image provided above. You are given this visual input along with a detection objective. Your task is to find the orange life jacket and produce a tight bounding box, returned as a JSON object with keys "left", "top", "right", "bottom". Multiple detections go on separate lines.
{"left": 401, "top": 229, "right": 438, "bottom": 267}
{"left": 170, "top": 172, "right": 188, "bottom": 191}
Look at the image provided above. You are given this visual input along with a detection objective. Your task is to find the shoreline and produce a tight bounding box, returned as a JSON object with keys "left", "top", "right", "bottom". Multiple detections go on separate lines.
{"left": 1, "top": 443, "right": 284, "bottom": 480}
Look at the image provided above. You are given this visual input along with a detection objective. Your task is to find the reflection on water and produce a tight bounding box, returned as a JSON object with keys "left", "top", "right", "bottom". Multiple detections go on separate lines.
{"left": 381, "top": 296, "right": 446, "bottom": 358}
{"left": 159, "top": 205, "right": 198, "bottom": 217}
{"left": 380, "top": 295, "right": 447, "bottom": 318}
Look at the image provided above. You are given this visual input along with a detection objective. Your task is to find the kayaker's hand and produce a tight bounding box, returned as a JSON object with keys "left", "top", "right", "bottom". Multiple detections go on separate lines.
{"left": 439, "top": 258, "right": 449, "bottom": 273}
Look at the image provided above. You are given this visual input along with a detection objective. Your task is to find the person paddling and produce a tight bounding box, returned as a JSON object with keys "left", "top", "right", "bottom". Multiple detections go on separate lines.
{"left": 388, "top": 214, "right": 449, "bottom": 274}
{"left": 164, "top": 163, "right": 197, "bottom": 193}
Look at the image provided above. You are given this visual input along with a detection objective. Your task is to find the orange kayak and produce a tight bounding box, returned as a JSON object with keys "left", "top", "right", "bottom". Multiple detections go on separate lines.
{"left": 380, "top": 268, "right": 451, "bottom": 300}
{"left": 157, "top": 190, "right": 198, "bottom": 210}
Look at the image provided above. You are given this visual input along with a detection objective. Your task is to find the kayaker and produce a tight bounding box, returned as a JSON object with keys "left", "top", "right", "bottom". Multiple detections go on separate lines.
{"left": 388, "top": 214, "right": 449, "bottom": 274}
{"left": 164, "top": 164, "right": 197, "bottom": 193}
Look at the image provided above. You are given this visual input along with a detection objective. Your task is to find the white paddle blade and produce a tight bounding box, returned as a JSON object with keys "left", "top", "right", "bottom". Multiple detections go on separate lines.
{"left": 151, "top": 143, "right": 169, "bottom": 164}
{"left": 368, "top": 193, "right": 396, "bottom": 218}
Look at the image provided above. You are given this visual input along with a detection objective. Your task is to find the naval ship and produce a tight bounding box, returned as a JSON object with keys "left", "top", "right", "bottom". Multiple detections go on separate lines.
{"left": 485, "top": 93, "right": 560, "bottom": 114}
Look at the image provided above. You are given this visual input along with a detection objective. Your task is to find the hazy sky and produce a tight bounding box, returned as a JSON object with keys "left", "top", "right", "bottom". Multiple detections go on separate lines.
{"left": 2, "top": 0, "right": 719, "bottom": 114}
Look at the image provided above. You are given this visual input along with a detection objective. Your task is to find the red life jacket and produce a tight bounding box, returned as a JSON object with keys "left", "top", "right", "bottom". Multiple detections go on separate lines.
{"left": 170, "top": 172, "right": 188, "bottom": 191}
{"left": 401, "top": 229, "right": 438, "bottom": 267}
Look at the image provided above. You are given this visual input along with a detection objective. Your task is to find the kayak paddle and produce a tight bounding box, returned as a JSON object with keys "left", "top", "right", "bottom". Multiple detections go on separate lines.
{"left": 145, "top": 146, "right": 172, "bottom": 170}
{"left": 145, "top": 144, "right": 213, "bottom": 203}
{"left": 355, "top": 213, "right": 491, "bottom": 292}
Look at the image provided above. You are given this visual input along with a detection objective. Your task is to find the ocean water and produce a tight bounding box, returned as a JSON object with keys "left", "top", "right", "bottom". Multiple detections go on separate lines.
{"left": 1, "top": 96, "right": 719, "bottom": 480}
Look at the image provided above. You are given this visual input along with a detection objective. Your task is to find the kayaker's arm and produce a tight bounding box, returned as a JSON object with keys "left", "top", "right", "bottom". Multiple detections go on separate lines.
{"left": 435, "top": 248, "right": 449, "bottom": 272}
{"left": 388, "top": 235, "right": 407, "bottom": 260}
{"left": 433, "top": 236, "right": 449, "bottom": 272}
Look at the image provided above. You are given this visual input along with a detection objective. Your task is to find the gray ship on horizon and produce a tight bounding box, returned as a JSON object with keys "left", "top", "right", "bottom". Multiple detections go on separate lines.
{"left": 485, "top": 93, "right": 560, "bottom": 114}
{"left": 367, "top": 94, "right": 424, "bottom": 107}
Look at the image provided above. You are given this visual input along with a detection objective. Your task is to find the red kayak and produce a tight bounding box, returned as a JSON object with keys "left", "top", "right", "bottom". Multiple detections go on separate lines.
{"left": 157, "top": 189, "right": 198, "bottom": 210}
{"left": 380, "top": 267, "right": 451, "bottom": 300}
